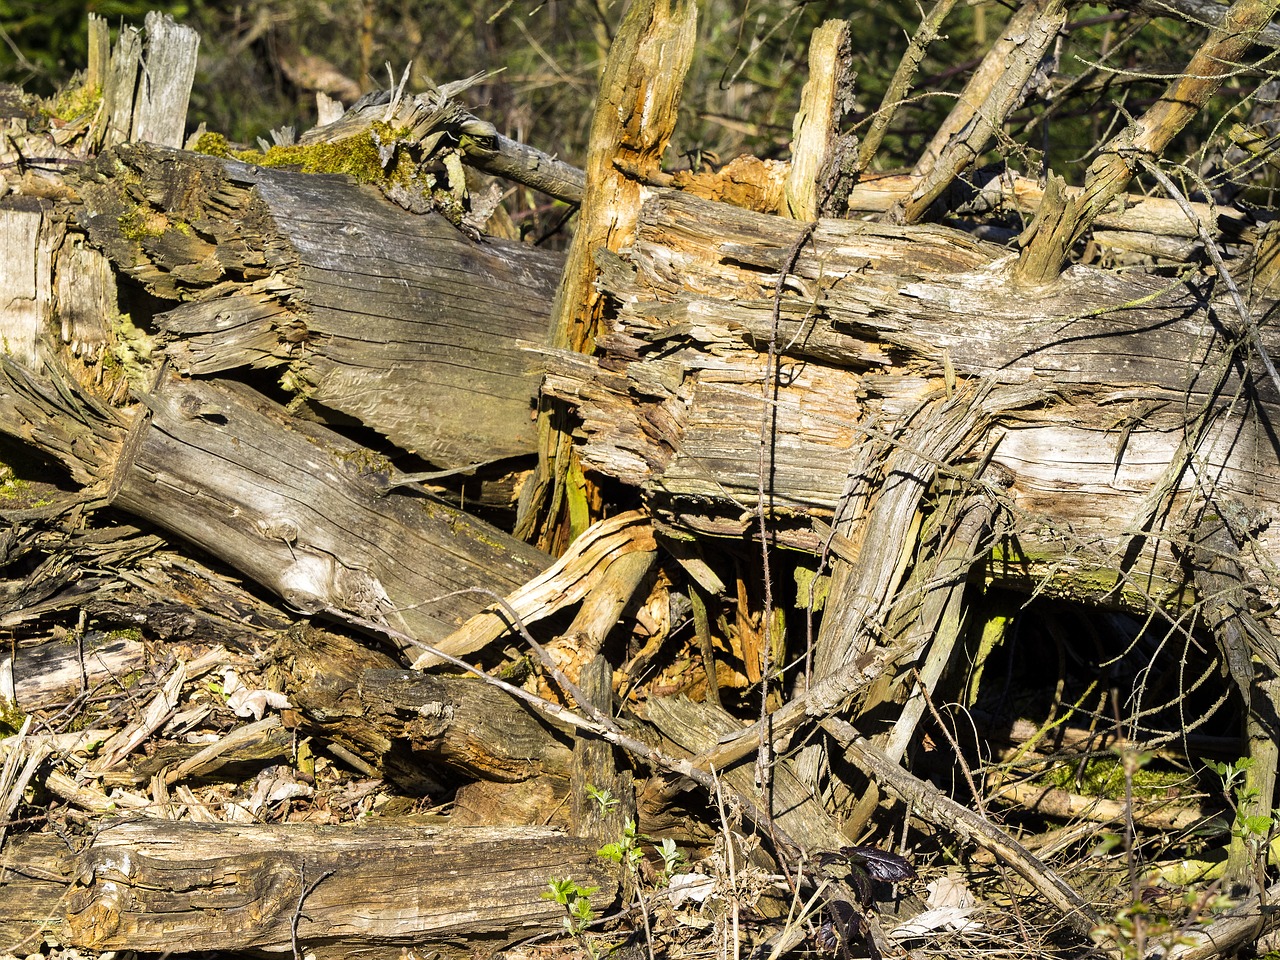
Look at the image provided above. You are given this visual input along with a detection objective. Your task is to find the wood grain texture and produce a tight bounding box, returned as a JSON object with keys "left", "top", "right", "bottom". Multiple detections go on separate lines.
{"left": 546, "top": 189, "right": 1280, "bottom": 615}
{"left": 48, "top": 820, "right": 617, "bottom": 957}
{"left": 72, "top": 143, "right": 561, "bottom": 467}
{"left": 107, "top": 372, "right": 550, "bottom": 644}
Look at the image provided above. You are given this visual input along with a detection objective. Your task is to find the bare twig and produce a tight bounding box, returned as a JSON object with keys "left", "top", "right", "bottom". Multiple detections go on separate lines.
{"left": 1135, "top": 155, "right": 1280, "bottom": 399}
{"left": 291, "top": 862, "right": 335, "bottom": 960}
{"left": 911, "top": 666, "right": 989, "bottom": 820}
{"left": 822, "top": 717, "right": 1107, "bottom": 944}
{"left": 857, "top": 0, "right": 961, "bottom": 175}
{"left": 757, "top": 220, "right": 817, "bottom": 792}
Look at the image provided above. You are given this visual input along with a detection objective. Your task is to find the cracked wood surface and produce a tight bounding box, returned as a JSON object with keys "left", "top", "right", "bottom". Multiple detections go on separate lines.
{"left": 71, "top": 142, "right": 562, "bottom": 468}
{"left": 544, "top": 189, "right": 1280, "bottom": 614}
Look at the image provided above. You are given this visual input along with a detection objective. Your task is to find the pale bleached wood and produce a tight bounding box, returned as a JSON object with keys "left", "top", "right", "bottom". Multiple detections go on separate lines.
{"left": 0, "top": 203, "right": 59, "bottom": 370}
{"left": 545, "top": 188, "right": 1280, "bottom": 619}
{"left": 131, "top": 13, "right": 199, "bottom": 148}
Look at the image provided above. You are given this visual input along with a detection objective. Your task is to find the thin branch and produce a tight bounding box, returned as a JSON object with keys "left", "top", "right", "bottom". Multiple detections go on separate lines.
{"left": 291, "top": 863, "right": 335, "bottom": 960}
{"left": 1134, "top": 155, "right": 1280, "bottom": 399}
{"left": 757, "top": 221, "right": 817, "bottom": 792}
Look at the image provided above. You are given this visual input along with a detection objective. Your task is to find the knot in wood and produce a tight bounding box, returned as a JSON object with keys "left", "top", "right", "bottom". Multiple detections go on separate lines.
{"left": 258, "top": 516, "right": 299, "bottom": 545}
{"left": 278, "top": 554, "right": 336, "bottom": 614}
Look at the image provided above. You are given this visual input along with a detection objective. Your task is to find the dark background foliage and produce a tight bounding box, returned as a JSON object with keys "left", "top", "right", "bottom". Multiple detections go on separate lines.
{"left": 1, "top": 2, "right": 1274, "bottom": 205}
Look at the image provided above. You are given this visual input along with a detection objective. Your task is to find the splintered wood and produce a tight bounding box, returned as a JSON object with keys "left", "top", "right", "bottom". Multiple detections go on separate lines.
{"left": 5, "top": 2, "right": 1280, "bottom": 958}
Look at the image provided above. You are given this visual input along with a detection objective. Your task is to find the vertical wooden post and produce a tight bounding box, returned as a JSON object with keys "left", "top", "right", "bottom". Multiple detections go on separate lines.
{"left": 516, "top": 0, "right": 698, "bottom": 553}
{"left": 784, "top": 20, "right": 854, "bottom": 221}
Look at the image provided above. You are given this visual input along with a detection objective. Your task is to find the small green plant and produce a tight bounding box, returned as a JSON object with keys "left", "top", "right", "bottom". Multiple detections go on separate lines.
{"left": 1092, "top": 886, "right": 1234, "bottom": 960}
{"left": 541, "top": 877, "right": 599, "bottom": 935}
{"left": 1209, "top": 757, "right": 1257, "bottom": 804}
{"left": 598, "top": 818, "right": 644, "bottom": 869}
{"left": 585, "top": 783, "right": 619, "bottom": 815}
{"left": 656, "top": 836, "right": 686, "bottom": 881}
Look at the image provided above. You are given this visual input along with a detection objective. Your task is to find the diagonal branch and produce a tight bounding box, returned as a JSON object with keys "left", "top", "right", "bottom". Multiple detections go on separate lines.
{"left": 1016, "top": 0, "right": 1280, "bottom": 286}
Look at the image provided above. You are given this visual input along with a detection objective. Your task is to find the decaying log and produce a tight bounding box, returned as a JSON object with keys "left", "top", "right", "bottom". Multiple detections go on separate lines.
{"left": 70, "top": 142, "right": 563, "bottom": 468}
{"left": 293, "top": 666, "right": 573, "bottom": 786}
{"left": 517, "top": 0, "right": 698, "bottom": 549}
{"left": 546, "top": 188, "right": 1280, "bottom": 618}
{"left": 848, "top": 168, "right": 1250, "bottom": 244}
{"left": 784, "top": 20, "right": 855, "bottom": 221}
{"left": 570, "top": 655, "right": 635, "bottom": 841}
{"left": 89, "top": 12, "right": 198, "bottom": 153}
{"left": 0, "top": 356, "right": 550, "bottom": 646}
{"left": 0, "top": 820, "right": 618, "bottom": 958}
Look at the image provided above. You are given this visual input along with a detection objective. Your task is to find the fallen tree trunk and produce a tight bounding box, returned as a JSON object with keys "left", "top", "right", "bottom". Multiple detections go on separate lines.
{"left": 1, "top": 820, "right": 616, "bottom": 958}
{"left": 43, "top": 142, "right": 1280, "bottom": 624}
{"left": 0, "top": 355, "right": 550, "bottom": 645}
{"left": 547, "top": 187, "right": 1280, "bottom": 618}
{"left": 71, "top": 141, "right": 563, "bottom": 468}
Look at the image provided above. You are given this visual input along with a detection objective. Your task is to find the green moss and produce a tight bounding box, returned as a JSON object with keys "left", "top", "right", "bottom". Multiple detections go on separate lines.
{"left": 0, "top": 698, "right": 26, "bottom": 737}
{"left": 193, "top": 131, "right": 231, "bottom": 158}
{"left": 117, "top": 206, "right": 169, "bottom": 241}
{"left": 334, "top": 448, "right": 393, "bottom": 474}
{"left": 0, "top": 475, "right": 30, "bottom": 500}
{"left": 43, "top": 79, "right": 101, "bottom": 123}
{"left": 232, "top": 127, "right": 421, "bottom": 189}
{"left": 109, "top": 313, "right": 158, "bottom": 385}
{"left": 1045, "top": 757, "right": 1184, "bottom": 802}
{"left": 987, "top": 540, "right": 1190, "bottom": 612}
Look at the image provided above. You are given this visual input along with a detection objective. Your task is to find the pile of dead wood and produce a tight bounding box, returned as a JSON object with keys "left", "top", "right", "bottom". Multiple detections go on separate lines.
{"left": 3, "top": 2, "right": 1280, "bottom": 958}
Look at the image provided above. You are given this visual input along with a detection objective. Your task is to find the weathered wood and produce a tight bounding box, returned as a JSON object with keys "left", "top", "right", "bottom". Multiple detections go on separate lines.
{"left": 293, "top": 666, "right": 573, "bottom": 785}
{"left": 90, "top": 13, "right": 198, "bottom": 152}
{"left": 897, "top": 0, "right": 1065, "bottom": 223}
{"left": 0, "top": 199, "right": 60, "bottom": 370}
{"left": 545, "top": 188, "right": 1279, "bottom": 618}
{"left": 518, "top": 0, "right": 698, "bottom": 549}
{"left": 71, "top": 142, "right": 562, "bottom": 468}
{"left": 848, "top": 168, "right": 1250, "bottom": 243}
{"left": 641, "top": 694, "right": 846, "bottom": 853}
{"left": 784, "top": 20, "right": 854, "bottom": 221}
{"left": 0, "top": 833, "right": 73, "bottom": 954}
{"left": 570, "top": 655, "right": 635, "bottom": 841}
{"left": 106, "top": 372, "right": 550, "bottom": 643}
{"left": 0, "top": 819, "right": 618, "bottom": 958}
{"left": 1016, "top": 0, "right": 1280, "bottom": 284}
{"left": 5, "top": 631, "right": 149, "bottom": 710}
{"left": 132, "top": 12, "right": 199, "bottom": 148}
{"left": 0, "top": 354, "right": 550, "bottom": 647}
{"left": 413, "top": 510, "right": 655, "bottom": 668}
{"left": 911, "top": 0, "right": 1057, "bottom": 182}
